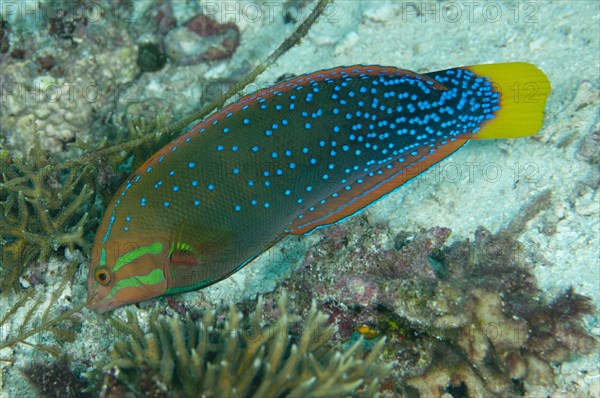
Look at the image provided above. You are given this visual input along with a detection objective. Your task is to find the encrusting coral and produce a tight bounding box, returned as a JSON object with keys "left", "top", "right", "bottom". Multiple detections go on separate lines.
{"left": 86, "top": 293, "right": 391, "bottom": 397}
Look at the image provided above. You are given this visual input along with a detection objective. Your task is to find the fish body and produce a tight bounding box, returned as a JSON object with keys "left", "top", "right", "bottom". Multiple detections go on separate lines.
{"left": 87, "top": 63, "right": 550, "bottom": 313}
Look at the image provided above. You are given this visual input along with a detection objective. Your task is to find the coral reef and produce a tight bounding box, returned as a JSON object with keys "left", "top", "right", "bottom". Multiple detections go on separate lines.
{"left": 87, "top": 294, "right": 390, "bottom": 397}
{"left": 3, "top": 1, "right": 595, "bottom": 396}
{"left": 275, "top": 194, "right": 597, "bottom": 397}
{"left": 0, "top": 4, "right": 341, "bottom": 395}
{"left": 0, "top": 112, "right": 184, "bottom": 293}
{"left": 0, "top": 0, "right": 139, "bottom": 157}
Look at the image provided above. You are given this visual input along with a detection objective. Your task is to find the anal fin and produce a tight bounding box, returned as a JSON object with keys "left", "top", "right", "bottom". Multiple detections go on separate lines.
{"left": 288, "top": 138, "right": 468, "bottom": 235}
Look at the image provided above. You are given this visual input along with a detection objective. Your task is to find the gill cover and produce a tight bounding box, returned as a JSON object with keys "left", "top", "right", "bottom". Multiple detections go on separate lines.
{"left": 86, "top": 240, "right": 168, "bottom": 313}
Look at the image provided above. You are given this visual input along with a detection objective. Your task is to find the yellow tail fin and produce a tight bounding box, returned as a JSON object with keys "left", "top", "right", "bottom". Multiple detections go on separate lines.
{"left": 465, "top": 62, "right": 551, "bottom": 139}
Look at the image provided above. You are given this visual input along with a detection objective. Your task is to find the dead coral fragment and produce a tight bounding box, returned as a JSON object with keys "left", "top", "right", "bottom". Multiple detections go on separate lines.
{"left": 90, "top": 294, "right": 390, "bottom": 397}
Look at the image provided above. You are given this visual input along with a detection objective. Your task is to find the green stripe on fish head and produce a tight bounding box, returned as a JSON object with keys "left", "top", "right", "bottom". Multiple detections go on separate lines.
{"left": 87, "top": 237, "right": 168, "bottom": 314}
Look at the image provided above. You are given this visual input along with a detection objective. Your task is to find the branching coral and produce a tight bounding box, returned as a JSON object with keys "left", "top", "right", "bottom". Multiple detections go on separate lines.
{"left": 87, "top": 294, "right": 391, "bottom": 397}
{"left": 0, "top": 261, "right": 85, "bottom": 360}
{"left": 0, "top": 105, "right": 191, "bottom": 293}
{"left": 0, "top": 130, "right": 94, "bottom": 291}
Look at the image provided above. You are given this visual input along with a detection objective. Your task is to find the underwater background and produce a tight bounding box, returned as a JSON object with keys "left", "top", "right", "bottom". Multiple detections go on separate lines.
{"left": 0, "top": 0, "right": 598, "bottom": 396}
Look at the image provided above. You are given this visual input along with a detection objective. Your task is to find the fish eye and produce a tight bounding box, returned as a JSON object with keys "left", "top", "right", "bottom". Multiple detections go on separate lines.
{"left": 94, "top": 267, "right": 112, "bottom": 285}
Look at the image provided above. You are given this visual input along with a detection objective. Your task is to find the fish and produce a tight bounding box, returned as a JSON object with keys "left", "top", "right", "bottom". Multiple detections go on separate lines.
{"left": 86, "top": 62, "right": 550, "bottom": 313}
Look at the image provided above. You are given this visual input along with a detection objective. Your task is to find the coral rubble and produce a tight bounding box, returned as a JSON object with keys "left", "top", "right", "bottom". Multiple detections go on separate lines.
{"left": 0, "top": 1, "right": 139, "bottom": 158}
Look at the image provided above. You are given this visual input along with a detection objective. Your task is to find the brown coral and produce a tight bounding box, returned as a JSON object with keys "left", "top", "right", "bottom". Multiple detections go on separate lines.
{"left": 0, "top": 132, "right": 93, "bottom": 291}
{"left": 87, "top": 294, "right": 390, "bottom": 397}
